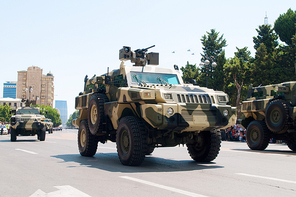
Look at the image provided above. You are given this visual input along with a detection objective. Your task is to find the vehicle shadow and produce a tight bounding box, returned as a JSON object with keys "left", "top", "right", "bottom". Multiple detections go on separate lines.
{"left": 0, "top": 139, "right": 38, "bottom": 142}
{"left": 51, "top": 153, "right": 223, "bottom": 173}
{"left": 232, "top": 148, "right": 296, "bottom": 155}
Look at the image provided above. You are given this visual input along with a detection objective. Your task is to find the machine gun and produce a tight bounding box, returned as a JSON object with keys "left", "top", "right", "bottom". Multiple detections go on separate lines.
{"left": 119, "top": 45, "right": 159, "bottom": 66}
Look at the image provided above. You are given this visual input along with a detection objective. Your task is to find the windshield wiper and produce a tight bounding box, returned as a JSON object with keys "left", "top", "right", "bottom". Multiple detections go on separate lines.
{"left": 133, "top": 74, "right": 147, "bottom": 86}
{"left": 157, "top": 77, "right": 171, "bottom": 86}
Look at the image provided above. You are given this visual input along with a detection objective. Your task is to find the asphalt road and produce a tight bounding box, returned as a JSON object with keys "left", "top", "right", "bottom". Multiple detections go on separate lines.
{"left": 0, "top": 129, "right": 296, "bottom": 197}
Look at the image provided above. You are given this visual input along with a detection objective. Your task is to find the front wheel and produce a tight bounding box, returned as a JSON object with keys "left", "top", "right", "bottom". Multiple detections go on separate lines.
{"left": 246, "top": 120, "right": 270, "bottom": 150}
{"left": 78, "top": 119, "right": 98, "bottom": 157}
{"left": 116, "top": 116, "right": 147, "bottom": 166}
{"left": 186, "top": 130, "right": 221, "bottom": 162}
{"left": 10, "top": 128, "right": 17, "bottom": 141}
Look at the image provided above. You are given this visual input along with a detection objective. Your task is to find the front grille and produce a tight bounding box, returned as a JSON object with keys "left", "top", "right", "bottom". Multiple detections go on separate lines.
{"left": 176, "top": 94, "right": 212, "bottom": 104}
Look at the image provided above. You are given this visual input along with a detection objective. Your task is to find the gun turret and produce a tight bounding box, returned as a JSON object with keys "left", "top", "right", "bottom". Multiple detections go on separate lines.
{"left": 119, "top": 45, "right": 159, "bottom": 66}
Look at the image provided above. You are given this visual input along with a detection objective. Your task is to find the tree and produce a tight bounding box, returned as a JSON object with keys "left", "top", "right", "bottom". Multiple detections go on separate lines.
{"left": 66, "top": 111, "right": 79, "bottom": 128}
{"left": 180, "top": 61, "right": 199, "bottom": 84}
{"left": 33, "top": 104, "right": 62, "bottom": 127}
{"left": 200, "top": 29, "right": 227, "bottom": 89}
{"left": 274, "top": 8, "right": 296, "bottom": 46}
{"left": 253, "top": 24, "right": 278, "bottom": 54}
{"left": 223, "top": 55, "right": 250, "bottom": 107}
{"left": 252, "top": 43, "right": 277, "bottom": 86}
{"left": 0, "top": 104, "right": 12, "bottom": 122}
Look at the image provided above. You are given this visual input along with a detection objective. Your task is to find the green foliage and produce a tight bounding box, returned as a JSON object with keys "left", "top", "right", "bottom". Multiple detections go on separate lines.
{"left": 0, "top": 104, "right": 12, "bottom": 123}
{"left": 274, "top": 8, "right": 296, "bottom": 46}
{"left": 223, "top": 55, "right": 250, "bottom": 106}
{"left": 66, "top": 110, "right": 79, "bottom": 128}
{"left": 200, "top": 29, "right": 227, "bottom": 89}
{"left": 33, "top": 104, "right": 62, "bottom": 127}
{"left": 253, "top": 25, "right": 278, "bottom": 53}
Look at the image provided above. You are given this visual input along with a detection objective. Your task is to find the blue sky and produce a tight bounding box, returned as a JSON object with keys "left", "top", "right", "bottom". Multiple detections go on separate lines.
{"left": 0, "top": 0, "right": 294, "bottom": 117}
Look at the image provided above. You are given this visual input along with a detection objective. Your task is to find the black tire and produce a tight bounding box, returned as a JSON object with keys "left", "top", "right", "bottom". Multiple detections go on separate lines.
{"left": 10, "top": 128, "right": 17, "bottom": 142}
{"left": 265, "top": 100, "right": 289, "bottom": 133}
{"left": 116, "top": 116, "right": 147, "bottom": 166}
{"left": 246, "top": 120, "right": 270, "bottom": 150}
{"left": 186, "top": 130, "right": 221, "bottom": 162}
{"left": 78, "top": 119, "right": 98, "bottom": 157}
{"left": 287, "top": 142, "right": 296, "bottom": 151}
{"left": 39, "top": 127, "right": 46, "bottom": 141}
{"left": 88, "top": 94, "right": 109, "bottom": 135}
{"left": 146, "top": 145, "right": 155, "bottom": 155}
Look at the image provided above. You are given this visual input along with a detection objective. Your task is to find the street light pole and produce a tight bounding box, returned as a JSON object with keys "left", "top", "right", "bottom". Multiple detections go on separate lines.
{"left": 199, "top": 59, "right": 217, "bottom": 88}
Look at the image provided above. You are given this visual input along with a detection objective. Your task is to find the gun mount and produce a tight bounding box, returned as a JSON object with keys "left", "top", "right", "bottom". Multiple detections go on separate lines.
{"left": 119, "top": 45, "right": 159, "bottom": 66}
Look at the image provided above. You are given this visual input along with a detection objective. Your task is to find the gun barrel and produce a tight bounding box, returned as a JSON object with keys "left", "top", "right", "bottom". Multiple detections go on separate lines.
{"left": 145, "top": 45, "right": 155, "bottom": 50}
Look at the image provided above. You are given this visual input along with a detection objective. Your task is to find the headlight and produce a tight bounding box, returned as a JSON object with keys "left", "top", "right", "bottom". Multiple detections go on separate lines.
{"left": 167, "top": 107, "right": 174, "bottom": 116}
{"left": 164, "top": 93, "right": 172, "bottom": 100}
{"left": 223, "top": 109, "right": 229, "bottom": 117}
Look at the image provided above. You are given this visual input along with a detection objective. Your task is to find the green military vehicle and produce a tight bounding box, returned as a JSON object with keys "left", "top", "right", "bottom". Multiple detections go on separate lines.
{"left": 241, "top": 82, "right": 296, "bottom": 151}
{"left": 45, "top": 118, "right": 53, "bottom": 134}
{"left": 10, "top": 107, "right": 47, "bottom": 141}
{"left": 73, "top": 45, "right": 236, "bottom": 166}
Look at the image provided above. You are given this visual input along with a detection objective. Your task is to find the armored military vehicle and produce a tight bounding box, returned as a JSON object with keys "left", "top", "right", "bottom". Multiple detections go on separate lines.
{"left": 73, "top": 45, "right": 236, "bottom": 166}
{"left": 10, "top": 107, "right": 47, "bottom": 141}
{"left": 45, "top": 118, "right": 53, "bottom": 134}
{"left": 241, "top": 82, "right": 296, "bottom": 151}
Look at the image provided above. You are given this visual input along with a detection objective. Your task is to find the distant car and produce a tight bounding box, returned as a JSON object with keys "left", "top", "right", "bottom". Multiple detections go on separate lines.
{"left": 1, "top": 125, "right": 8, "bottom": 135}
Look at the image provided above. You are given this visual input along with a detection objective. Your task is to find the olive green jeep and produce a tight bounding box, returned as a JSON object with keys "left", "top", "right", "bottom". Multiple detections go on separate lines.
{"left": 241, "top": 82, "right": 296, "bottom": 151}
{"left": 73, "top": 45, "right": 236, "bottom": 166}
{"left": 10, "top": 107, "right": 47, "bottom": 141}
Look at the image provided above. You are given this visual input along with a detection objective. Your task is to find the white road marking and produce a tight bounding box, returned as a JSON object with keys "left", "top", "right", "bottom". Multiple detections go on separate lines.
{"left": 30, "top": 185, "right": 91, "bottom": 197}
{"left": 236, "top": 173, "right": 296, "bottom": 184}
{"left": 15, "top": 148, "right": 37, "bottom": 155}
{"left": 120, "top": 176, "right": 208, "bottom": 197}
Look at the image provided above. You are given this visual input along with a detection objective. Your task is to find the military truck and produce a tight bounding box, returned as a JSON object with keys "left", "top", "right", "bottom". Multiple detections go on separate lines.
{"left": 10, "top": 107, "right": 47, "bottom": 141}
{"left": 73, "top": 45, "right": 236, "bottom": 166}
{"left": 45, "top": 118, "right": 53, "bottom": 134}
{"left": 241, "top": 82, "right": 296, "bottom": 151}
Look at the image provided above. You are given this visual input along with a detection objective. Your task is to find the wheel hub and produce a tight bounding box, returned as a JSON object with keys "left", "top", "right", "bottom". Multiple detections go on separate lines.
{"left": 90, "top": 105, "right": 97, "bottom": 125}
{"left": 251, "top": 129, "right": 258, "bottom": 141}
{"left": 121, "top": 130, "right": 130, "bottom": 154}
{"left": 270, "top": 109, "right": 280, "bottom": 124}
{"left": 80, "top": 129, "right": 86, "bottom": 148}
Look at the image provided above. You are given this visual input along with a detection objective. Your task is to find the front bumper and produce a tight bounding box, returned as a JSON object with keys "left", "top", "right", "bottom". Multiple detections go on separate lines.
{"left": 141, "top": 103, "right": 236, "bottom": 131}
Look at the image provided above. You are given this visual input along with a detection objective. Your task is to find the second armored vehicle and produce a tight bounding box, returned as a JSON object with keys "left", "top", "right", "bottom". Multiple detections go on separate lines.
{"left": 10, "top": 107, "right": 48, "bottom": 141}
{"left": 241, "top": 82, "right": 296, "bottom": 151}
{"left": 73, "top": 45, "right": 236, "bottom": 166}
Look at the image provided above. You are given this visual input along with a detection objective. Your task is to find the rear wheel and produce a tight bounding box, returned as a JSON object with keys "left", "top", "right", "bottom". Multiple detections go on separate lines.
{"left": 78, "top": 119, "right": 98, "bottom": 157}
{"left": 116, "top": 116, "right": 147, "bottom": 166}
{"left": 10, "top": 128, "right": 17, "bottom": 141}
{"left": 146, "top": 145, "right": 155, "bottom": 155}
{"left": 186, "top": 130, "right": 221, "bottom": 162}
{"left": 287, "top": 142, "right": 296, "bottom": 151}
{"left": 39, "top": 128, "right": 46, "bottom": 141}
{"left": 246, "top": 120, "right": 270, "bottom": 150}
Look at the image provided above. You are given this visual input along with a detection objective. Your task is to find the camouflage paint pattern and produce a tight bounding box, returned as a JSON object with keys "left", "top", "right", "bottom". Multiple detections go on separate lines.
{"left": 242, "top": 81, "right": 296, "bottom": 121}
{"left": 10, "top": 107, "right": 47, "bottom": 135}
{"left": 74, "top": 61, "right": 236, "bottom": 132}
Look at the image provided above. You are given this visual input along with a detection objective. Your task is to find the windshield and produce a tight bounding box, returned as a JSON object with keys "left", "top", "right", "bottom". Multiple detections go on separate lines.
{"left": 131, "top": 72, "right": 180, "bottom": 85}
{"left": 16, "top": 108, "right": 40, "bottom": 114}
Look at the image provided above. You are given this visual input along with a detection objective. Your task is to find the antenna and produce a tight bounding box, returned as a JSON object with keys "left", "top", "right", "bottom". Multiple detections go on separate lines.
{"left": 264, "top": 12, "right": 268, "bottom": 25}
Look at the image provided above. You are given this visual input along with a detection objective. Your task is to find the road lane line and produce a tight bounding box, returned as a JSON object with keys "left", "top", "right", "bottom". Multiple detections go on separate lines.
{"left": 236, "top": 173, "right": 296, "bottom": 184}
{"left": 120, "top": 176, "right": 208, "bottom": 197}
{"left": 15, "top": 148, "right": 38, "bottom": 155}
